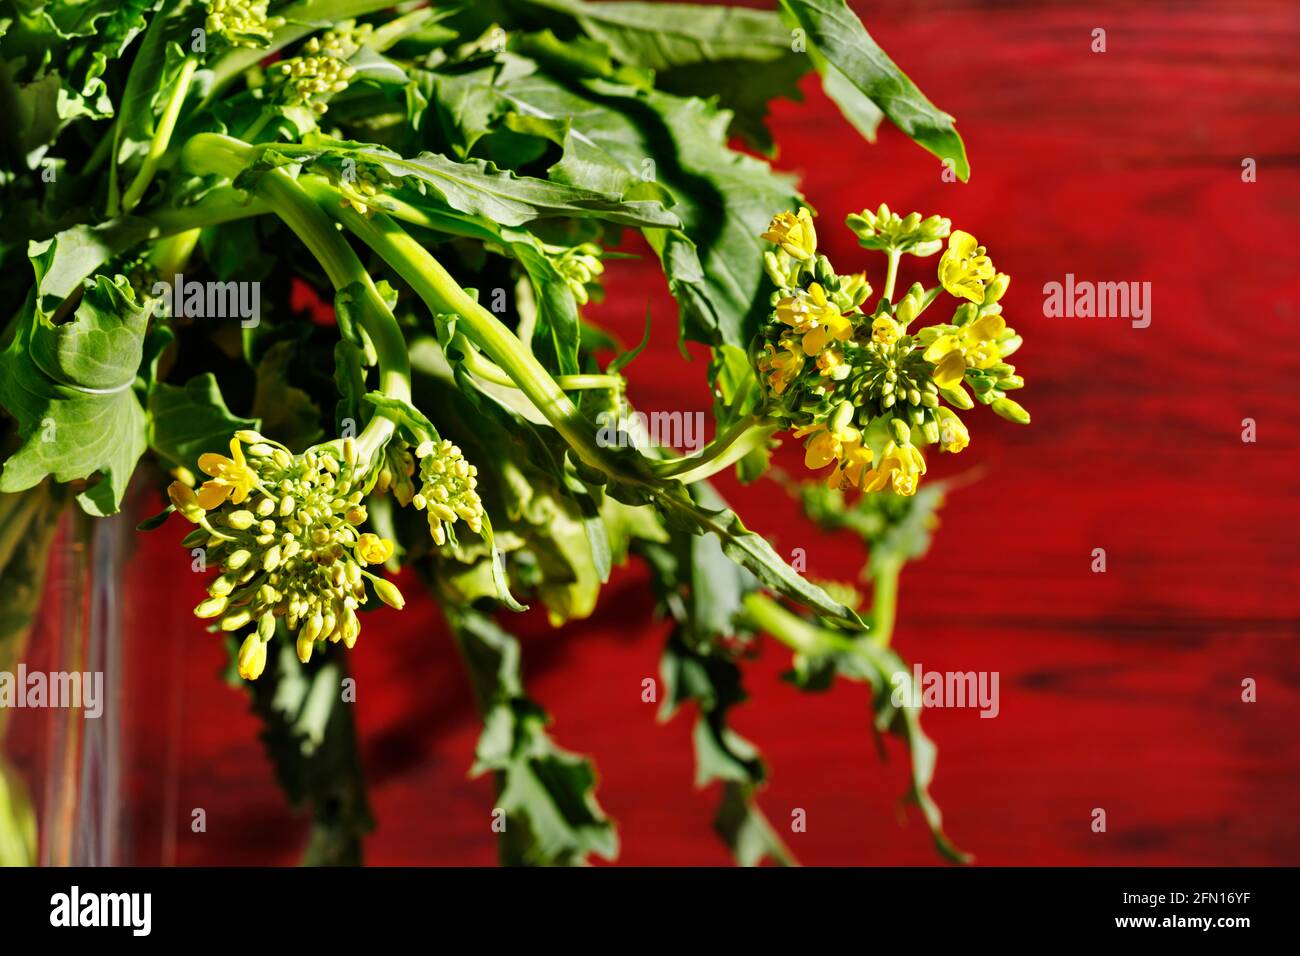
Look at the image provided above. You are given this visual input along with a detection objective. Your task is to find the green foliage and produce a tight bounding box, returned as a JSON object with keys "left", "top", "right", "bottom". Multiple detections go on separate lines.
{"left": 0, "top": 483, "right": 67, "bottom": 866}
{"left": 234, "top": 636, "right": 374, "bottom": 866}
{"left": 148, "top": 373, "right": 260, "bottom": 475}
{"left": 447, "top": 607, "right": 617, "bottom": 865}
{"left": 0, "top": 0, "right": 974, "bottom": 866}
{"left": 0, "top": 273, "right": 148, "bottom": 515}
{"left": 778, "top": 0, "right": 969, "bottom": 180}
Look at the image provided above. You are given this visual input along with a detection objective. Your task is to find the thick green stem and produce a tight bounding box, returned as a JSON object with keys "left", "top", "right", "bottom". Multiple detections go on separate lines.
{"left": 180, "top": 134, "right": 409, "bottom": 465}
{"left": 653, "top": 414, "right": 776, "bottom": 484}
{"left": 305, "top": 187, "right": 621, "bottom": 476}
{"left": 455, "top": 334, "right": 622, "bottom": 394}
{"left": 143, "top": 186, "right": 271, "bottom": 235}
{"left": 869, "top": 558, "right": 901, "bottom": 648}
{"left": 741, "top": 593, "right": 858, "bottom": 656}
{"left": 883, "top": 248, "right": 902, "bottom": 301}
{"left": 120, "top": 57, "right": 198, "bottom": 214}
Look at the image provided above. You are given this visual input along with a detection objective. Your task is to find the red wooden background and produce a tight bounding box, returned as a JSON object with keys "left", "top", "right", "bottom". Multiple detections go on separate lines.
{"left": 17, "top": 0, "right": 1300, "bottom": 865}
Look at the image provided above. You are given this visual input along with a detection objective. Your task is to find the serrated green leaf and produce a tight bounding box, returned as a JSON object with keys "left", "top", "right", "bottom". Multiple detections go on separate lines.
{"left": 147, "top": 373, "right": 260, "bottom": 475}
{"left": 778, "top": 0, "right": 969, "bottom": 180}
{"left": 251, "top": 340, "right": 323, "bottom": 449}
{"left": 237, "top": 637, "right": 373, "bottom": 866}
{"left": 0, "top": 276, "right": 148, "bottom": 515}
{"left": 513, "top": 1, "right": 810, "bottom": 151}
{"left": 448, "top": 607, "right": 616, "bottom": 865}
{"left": 244, "top": 135, "right": 680, "bottom": 229}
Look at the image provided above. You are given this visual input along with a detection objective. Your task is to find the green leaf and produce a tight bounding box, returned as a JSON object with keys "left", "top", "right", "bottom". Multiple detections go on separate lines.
{"left": 606, "top": 306, "right": 651, "bottom": 374}
{"left": 0, "top": 0, "right": 162, "bottom": 165}
{"left": 778, "top": 0, "right": 969, "bottom": 180}
{"left": 517, "top": 0, "right": 792, "bottom": 71}
{"left": 743, "top": 594, "right": 969, "bottom": 863}
{"left": 236, "top": 638, "right": 373, "bottom": 866}
{"left": 485, "top": 71, "right": 800, "bottom": 346}
{"left": 448, "top": 607, "right": 617, "bottom": 865}
{"left": 251, "top": 340, "right": 324, "bottom": 449}
{"left": 147, "top": 373, "right": 260, "bottom": 475}
{"left": 662, "top": 491, "right": 863, "bottom": 631}
{"left": 513, "top": 1, "right": 810, "bottom": 151}
{"left": 0, "top": 275, "right": 148, "bottom": 515}
{"left": 362, "top": 391, "right": 439, "bottom": 440}
{"left": 648, "top": 535, "right": 793, "bottom": 868}
{"left": 715, "top": 780, "right": 794, "bottom": 867}
{"left": 245, "top": 136, "right": 681, "bottom": 229}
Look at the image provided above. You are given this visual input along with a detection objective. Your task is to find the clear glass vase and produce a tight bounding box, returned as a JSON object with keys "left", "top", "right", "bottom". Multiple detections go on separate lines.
{"left": 1, "top": 499, "right": 131, "bottom": 866}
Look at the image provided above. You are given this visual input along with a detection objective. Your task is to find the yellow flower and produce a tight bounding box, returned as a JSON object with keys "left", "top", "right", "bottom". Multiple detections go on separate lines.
{"left": 861, "top": 441, "right": 927, "bottom": 496}
{"left": 760, "top": 341, "right": 805, "bottom": 395}
{"left": 794, "top": 422, "right": 861, "bottom": 471}
{"left": 815, "top": 348, "right": 849, "bottom": 379}
{"left": 776, "top": 283, "right": 847, "bottom": 349}
{"left": 355, "top": 533, "right": 394, "bottom": 566}
{"left": 761, "top": 208, "right": 817, "bottom": 261}
{"left": 828, "top": 437, "right": 874, "bottom": 490}
{"left": 936, "top": 407, "right": 970, "bottom": 453}
{"left": 167, "top": 481, "right": 206, "bottom": 522}
{"left": 923, "top": 314, "right": 1007, "bottom": 388}
{"left": 938, "top": 230, "right": 996, "bottom": 303}
{"left": 872, "top": 315, "right": 901, "bottom": 345}
{"left": 237, "top": 634, "right": 268, "bottom": 681}
{"left": 196, "top": 438, "right": 258, "bottom": 509}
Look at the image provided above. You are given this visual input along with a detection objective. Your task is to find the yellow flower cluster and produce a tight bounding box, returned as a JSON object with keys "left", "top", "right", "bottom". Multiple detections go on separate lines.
{"left": 753, "top": 208, "right": 1030, "bottom": 496}
{"left": 273, "top": 24, "right": 372, "bottom": 114}
{"left": 168, "top": 433, "right": 404, "bottom": 681}
{"left": 411, "top": 439, "right": 485, "bottom": 546}
{"left": 204, "top": 0, "right": 285, "bottom": 48}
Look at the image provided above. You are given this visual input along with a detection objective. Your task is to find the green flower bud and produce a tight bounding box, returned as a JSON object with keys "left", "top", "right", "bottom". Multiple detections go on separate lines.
{"left": 890, "top": 417, "right": 911, "bottom": 444}
{"left": 992, "top": 397, "right": 1031, "bottom": 424}
{"left": 221, "top": 609, "right": 252, "bottom": 632}
{"left": 237, "top": 635, "right": 268, "bottom": 681}
{"left": 195, "top": 596, "right": 228, "bottom": 619}
{"left": 373, "top": 578, "right": 405, "bottom": 610}
{"left": 226, "top": 510, "right": 255, "bottom": 530}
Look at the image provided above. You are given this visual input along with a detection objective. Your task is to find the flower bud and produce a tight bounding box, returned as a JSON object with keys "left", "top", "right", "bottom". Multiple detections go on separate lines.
{"left": 301, "top": 612, "right": 324, "bottom": 644}
{"left": 226, "top": 510, "right": 255, "bottom": 529}
{"left": 372, "top": 578, "right": 405, "bottom": 610}
{"left": 984, "top": 272, "right": 1010, "bottom": 304}
{"left": 237, "top": 635, "right": 268, "bottom": 681}
{"left": 168, "top": 482, "right": 206, "bottom": 522}
{"left": 195, "top": 596, "right": 228, "bottom": 619}
{"left": 221, "top": 609, "right": 252, "bottom": 631}
{"left": 992, "top": 397, "right": 1031, "bottom": 424}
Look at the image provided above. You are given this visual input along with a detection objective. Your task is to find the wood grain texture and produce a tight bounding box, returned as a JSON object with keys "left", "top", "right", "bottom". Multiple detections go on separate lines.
{"left": 11, "top": 0, "right": 1299, "bottom": 865}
